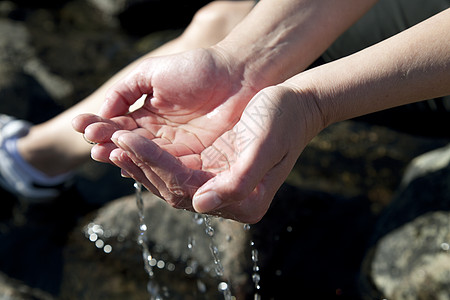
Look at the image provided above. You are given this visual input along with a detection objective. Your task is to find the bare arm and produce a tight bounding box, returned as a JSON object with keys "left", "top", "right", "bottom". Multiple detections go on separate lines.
{"left": 214, "top": 0, "right": 379, "bottom": 90}
{"left": 191, "top": 7, "right": 450, "bottom": 221}
{"left": 284, "top": 8, "right": 450, "bottom": 128}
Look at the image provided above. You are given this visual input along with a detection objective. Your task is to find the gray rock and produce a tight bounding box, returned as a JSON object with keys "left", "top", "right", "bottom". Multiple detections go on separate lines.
{"left": 401, "top": 143, "right": 450, "bottom": 187}
{"left": 360, "top": 144, "right": 450, "bottom": 299}
{"left": 61, "top": 192, "right": 251, "bottom": 299}
{"left": 371, "top": 211, "right": 450, "bottom": 299}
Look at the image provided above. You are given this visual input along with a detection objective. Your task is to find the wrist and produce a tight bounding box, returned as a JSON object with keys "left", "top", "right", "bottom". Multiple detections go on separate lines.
{"left": 208, "top": 43, "right": 263, "bottom": 96}
{"left": 279, "top": 77, "right": 329, "bottom": 138}
{"left": 259, "top": 83, "right": 326, "bottom": 151}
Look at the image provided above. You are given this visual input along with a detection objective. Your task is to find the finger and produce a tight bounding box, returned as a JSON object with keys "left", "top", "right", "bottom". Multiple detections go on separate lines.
{"left": 117, "top": 147, "right": 194, "bottom": 210}
{"left": 83, "top": 116, "right": 139, "bottom": 143}
{"left": 72, "top": 113, "right": 102, "bottom": 133}
{"left": 91, "top": 143, "right": 117, "bottom": 163}
{"left": 111, "top": 130, "right": 213, "bottom": 208}
{"left": 109, "top": 148, "right": 161, "bottom": 198}
{"left": 73, "top": 113, "right": 139, "bottom": 143}
{"left": 100, "top": 61, "right": 154, "bottom": 118}
{"left": 193, "top": 122, "right": 290, "bottom": 222}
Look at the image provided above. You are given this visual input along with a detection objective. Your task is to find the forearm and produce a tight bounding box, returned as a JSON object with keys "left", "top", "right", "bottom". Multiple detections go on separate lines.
{"left": 214, "top": 0, "right": 378, "bottom": 90}
{"left": 285, "top": 8, "right": 450, "bottom": 128}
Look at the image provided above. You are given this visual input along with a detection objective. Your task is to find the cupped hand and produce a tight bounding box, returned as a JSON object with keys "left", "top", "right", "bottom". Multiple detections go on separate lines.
{"left": 98, "top": 85, "right": 323, "bottom": 223}
{"left": 72, "top": 47, "right": 257, "bottom": 207}
{"left": 73, "top": 47, "right": 257, "bottom": 161}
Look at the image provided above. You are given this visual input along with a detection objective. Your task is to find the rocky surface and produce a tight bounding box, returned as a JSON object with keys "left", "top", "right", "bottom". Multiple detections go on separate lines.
{"left": 1, "top": 1, "right": 450, "bottom": 299}
{"left": 359, "top": 145, "right": 450, "bottom": 300}
{"left": 61, "top": 192, "right": 250, "bottom": 300}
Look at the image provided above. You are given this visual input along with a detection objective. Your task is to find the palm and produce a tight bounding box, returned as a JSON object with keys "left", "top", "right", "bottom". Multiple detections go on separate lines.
{"left": 81, "top": 48, "right": 255, "bottom": 166}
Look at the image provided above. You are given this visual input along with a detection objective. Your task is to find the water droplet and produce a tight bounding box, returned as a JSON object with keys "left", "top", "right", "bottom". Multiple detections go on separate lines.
{"left": 249, "top": 238, "right": 261, "bottom": 297}
{"left": 166, "top": 263, "right": 175, "bottom": 271}
{"left": 197, "top": 279, "right": 206, "bottom": 294}
{"left": 440, "top": 242, "right": 449, "bottom": 251}
{"left": 251, "top": 249, "right": 259, "bottom": 262}
{"left": 252, "top": 273, "right": 261, "bottom": 285}
{"left": 214, "top": 264, "right": 224, "bottom": 277}
{"left": 89, "top": 233, "right": 98, "bottom": 242}
{"left": 92, "top": 224, "right": 103, "bottom": 234}
{"left": 103, "top": 244, "right": 112, "bottom": 253}
{"left": 218, "top": 282, "right": 228, "bottom": 291}
{"left": 218, "top": 281, "right": 232, "bottom": 300}
{"left": 193, "top": 213, "right": 204, "bottom": 225}
{"left": 156, "top": 260, "right": 165, "bottom": 269}
{"left": 243, "top": 224, "right": 251, "bottom": 231}
{"left": 210, "top": 245, "right": 219, "bottom": 256}
{"left": 140, "top": 224, "right": 148, "bottom": 231}
{"left": 187, "top": 236, "right": 195, "bottom": 250}
{"left": 95, "top": 239, "right": 105, "bottom": 248}
{"left": 205, "top": 226, "right": 214, "bottom": 237}
{"left": 149, "top": 258, "right": 157, "bottom": 267}
{"left": 197, "top": 280, "right": 207, "bottom": 293}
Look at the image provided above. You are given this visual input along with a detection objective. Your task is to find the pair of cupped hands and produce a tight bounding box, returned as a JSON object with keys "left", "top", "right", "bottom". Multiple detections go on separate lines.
{"left": 73, "top": 47, "right": 319, "bottom": 223}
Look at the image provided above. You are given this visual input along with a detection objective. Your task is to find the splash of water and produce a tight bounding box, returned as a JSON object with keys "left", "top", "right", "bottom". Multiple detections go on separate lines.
{"left": 244, "top": 224, "right": 261, "bottom": 300}
{"left": 134, "top": 181, "right": 162, "bottom": 300}
{"left": 84, "top": 222, "right": 113, "bottom": 254}
{"left": 202, "top": 214, "right": 233, "bottom": 300}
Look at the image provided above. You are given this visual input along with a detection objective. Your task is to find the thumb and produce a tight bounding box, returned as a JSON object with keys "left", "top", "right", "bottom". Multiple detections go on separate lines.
{"left": 192, "top": 131, "right": 287, "bottom": 223}
{"left": 192, "top": 88, "right": 297, "bottom": 222}
{"left": 99, "top": 60, "right": 154, "bottom": 118}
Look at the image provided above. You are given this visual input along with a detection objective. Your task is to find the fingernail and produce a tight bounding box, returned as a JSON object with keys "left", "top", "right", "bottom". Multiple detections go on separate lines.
{"left": 110, "top": 131, "right": 122, "bottom": 144}
{"left": 193, "top": 191, "right": 223, "bottom": 213}
{"left": 110, "top": 132, "right": 128, "bottom": 150}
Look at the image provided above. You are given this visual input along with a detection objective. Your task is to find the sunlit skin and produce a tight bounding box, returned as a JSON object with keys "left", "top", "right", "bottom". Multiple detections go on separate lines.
{"left": 74, "top": 3, "right": 450, "bottom": 223}
{"left": 72, "top": 48, "right": 262, "bottom": 220}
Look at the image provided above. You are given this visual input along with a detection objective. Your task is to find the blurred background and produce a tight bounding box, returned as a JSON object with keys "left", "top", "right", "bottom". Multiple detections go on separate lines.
{"left": 0, "top": 0, "right": 449, "bottom": 299}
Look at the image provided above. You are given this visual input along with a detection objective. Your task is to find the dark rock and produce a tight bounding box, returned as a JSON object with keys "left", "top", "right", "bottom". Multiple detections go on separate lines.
{"left": 288, "top": 121, "right": 449, "bottom": 212}
{"left": 359, "top": 144, "right": 450, "bottom": 299}
{"left": 0, "top": 271, "right": 54, "bottom": 300}
{"left": 0, "top": 19, "right": 66, "bottom": 123}
{"left": 86, "top": 0, "right": 213, "bottom": 35}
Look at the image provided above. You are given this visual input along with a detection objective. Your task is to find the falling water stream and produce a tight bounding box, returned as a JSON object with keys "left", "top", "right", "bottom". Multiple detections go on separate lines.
{"left": 134, "top": 182, "right": 235, "bottom": 300}
{"left": 135, "top": 181, "right": 162, "bottom": 300}
{"left": 85, "top": 180, "right": 262, "bottom": 299}
{"left": 202, "top": 214, "right": 232, "bottom": 300}
{"left": 244, "top": 224, "right": 261, "bottom": 300}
